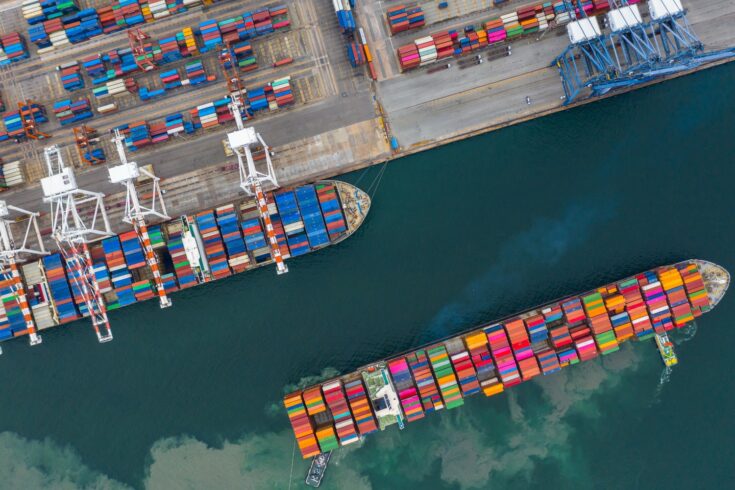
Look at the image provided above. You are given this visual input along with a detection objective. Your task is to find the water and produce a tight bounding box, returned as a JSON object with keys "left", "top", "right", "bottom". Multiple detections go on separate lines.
{"left": 1, "top": 64, "right": 735, "bottom": 489}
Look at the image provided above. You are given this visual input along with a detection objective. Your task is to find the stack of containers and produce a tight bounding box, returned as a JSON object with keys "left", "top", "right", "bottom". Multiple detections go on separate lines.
{"left": 449, "top": 347, "right": 481, "bottom": 396}
{"left": 0, "top": 33, "right": 31, "bottom": 66}
{"left": 184, "top": 60, "right": 208, "bottom": 85}
{"left": 603, "top": 288, "right": 635, "bottom": 342}
{"left": 386, "top": 5, "right": 425, "bottom": 34}
{"left": 0, "top": 161, "right": 26, "bottom": 189}
{"left": 295, "top": 185, "right": 329, "bottom": 249}
{"left": 102, "top": 236, "right": 136, "bottom": 307}
{"left": 463, "top": 331, "right": 502, "bottom": 397}
{"left": 639, "top": 271, "right": 674, "bottom": 333}
{"left": 485, "top": 18, "right": 507, "bottom": 44}
{"left": 524, "top": 314, "right": 548, "bottom": 345}
{"left": 22, "top": 0, "right": 80, "bottom": 25}
{"left": 164, "top": 113, "right": 186, "bottom": 136}
{"left": 164, "top": 221, "right": 198, "bottom": 289}
{"left": 180, "top": 27, "right": 197, "bottom": 56}
{"left": 252, "top": 8, "right": 275, "bottom": 36}
{"left": 132, "top": 279, "right": 154, "bottom": 302}
{"left": 407, "top": 349, "right": 444, "bottom": 412}
{"left": 272, "top": 77, "right": 294, "bottom": 108}
{"left": 218, "top": 17, "right": 241, "bottom": 44}
{"left": 120, "top": 231, "right": 145, "bottom": 269}
{"left": 199, "top": 20, "right": 222, "bottom": 51}
{"left": 315, "top": 424, "right": 339, "bottom": 453}
{"left": 149, "top": 120, "right": 169, "bottom": 144}
{"left": 457, "top": 28, "right": 488, "bottom": 54}
{"left": 658, "top": 267, "right": 694, "bottom": 328}
{"left": 239, "top": 200, "right": 268, "bottom": 264}
{"left": 159, "top": 68, "right": 182, "bottom": 90}
{"left": 388, "top": 358, "right": 425, "bottom": 423}
{"left": 63, "top": 8, "right": 104, "bottom": 43}
{"left": 194, "top": 102, "right": 218, "bottom": 129}
{"left": 214, "top": 97, "right": 233, "bottom": 124}
{"left": 215, "top": 204, "right": 250, "bottom": 273}
{"left": 266, "top": 197, "right": 291, "bottom": 259}
{"left": 0, "top": 272, "right": 28, "bottom": 336}
{"left": 582, "top": 292, "right": 619, "bottom": 355}
{"left": 195, "top": 211, "right": 231, "bottom": 280}
{"left": 397, "top": 44, "right": 419, "bottom": 71}
{"left": 315, "top": 183, "right": 346, "bottom": 241}
{"left": 283, "top": 392, "right": 320, "bottom": 459}
{"left": 58, "top": 61, "right": 84, "bottom": 91}
{"left": 269, "top": 5, "right": 290, "bottom": 31}
{"left": 159, "top": 33, "right": 185, "bottom": 63}
{"left": 501, "top": 11, "right": 523, "bottom": 39}
{"left": 517, "top": 5, "right": 540, "bottom": 34}
{"left": 123, "top": 121, "right": 152, "bottom": 151}
{"left": 42, "top": 254, "right": 79, "bottom": 323}
{"left": 52, "top": 98, "right": 94, "bottom": 126}
{"left": 28, "top": 23, "right": 51, "bottom": 49}
{"left": 322, "top": 380, "right": 359, "bottom": 446}
{"left": 428, "top": 345, "right": 463, "bottom": 409}
{"left": 557, "top": 346, "right": 580, "bottom": 366}
{"left": 247, "top": 86, "right": 268, "bottom": 112}
{"left": 81, "top": 54, "right": 105, "bottom": 79}
{"left": 484, "top": 323, "right": 521, "bottom": 386}
{"left": 619, "top": 277, "right": 655, "bottom": 339}
{"left": 562, "top": 298, "right": 597, "bottom": 361}
{"left": 2, "top": 113, "right": 26, "bottom": 141}
{"left": 344, "top": 377, "right": 379, "bottom": 435}
{"left": 275, "top": 191, "right": 309, "bottom": 257}
{"left": 414, "top": 36, "right": 436, "bottom": 66}
{"left": 678, "top": 263, "right": 711, "bottom": 316}
{"left": 346, "top": 42, "right": 365, "bottom": 67}
{"left": 504, "top": 319, "right": 539, "bottom": 381}
{"left": 333, "top": 0, "right": 355, "bottom": 33}
{"left": 544, "top": 304, "right": 572, "bottom": 349}
{"left": 148, "top": 0, "right": 170, "bottom": 20}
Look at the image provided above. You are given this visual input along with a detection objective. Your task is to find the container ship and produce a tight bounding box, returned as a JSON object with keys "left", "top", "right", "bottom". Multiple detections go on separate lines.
{"left": 0, "top": 181, "right": 370, "bottom": 347}
{"left": 284, "top": 260, "right": 729, "bottom": 459}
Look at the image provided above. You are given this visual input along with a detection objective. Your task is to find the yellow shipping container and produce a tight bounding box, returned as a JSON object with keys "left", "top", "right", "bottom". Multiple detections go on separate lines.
{"left": 483, "top": 383, "right": 504, "bottom": 397}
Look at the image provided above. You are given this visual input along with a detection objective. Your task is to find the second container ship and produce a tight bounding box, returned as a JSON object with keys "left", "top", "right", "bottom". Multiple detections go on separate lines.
{"left": 284, "top": 260, "right": 729, "bottom": 459}
{"left": 0, "top": 181, "right": 370, "bottom": 347}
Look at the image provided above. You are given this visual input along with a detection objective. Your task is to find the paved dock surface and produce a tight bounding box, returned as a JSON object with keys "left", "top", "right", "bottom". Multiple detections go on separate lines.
{"left": 0, "top": 0, "right": 733, "bottom": 243}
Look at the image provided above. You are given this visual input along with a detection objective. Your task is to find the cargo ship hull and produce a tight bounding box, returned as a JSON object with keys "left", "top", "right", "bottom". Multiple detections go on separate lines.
{"left": 284, "top": 260, "right": 729, "bottom": 458}
{"left": 0, "top": 181, "right": 370, "bottom": 345}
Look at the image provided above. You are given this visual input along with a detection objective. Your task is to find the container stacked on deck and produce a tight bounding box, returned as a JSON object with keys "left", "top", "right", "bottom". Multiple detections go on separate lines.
{"left": 640, "top": 271, "right": 674, "bottom": 333}
{"left": 484, "top": 323, "right": 521, "bottom": 386}
{"left": 388, "top": 358, "right": 424, "bottom": 422}
{"left": 195, "top": 211, "right": 231, "bottom": 280}
{"left": 0, "top": 33, "right": 30, "bottom": 66}
{"left": 544, "top": 304, "right": 576, "bottom": 364}
{"left": 215, "top": 205, "right": 250, "bottom": 273}
{"left": 266, "top": 197, "right": 290, "bottom": 260}
{"left": 120, "top": 231, "right": 153, "bottom": 302}
{"left": 301, "top": 387, "right": 337, "bottom": 453}
{"left": 165, "top": 221, "right": 198, "bottom": 289}
{"left": 148, "top": 225, "right": 178, "bottom": 294}
{"left": 275, "top": 191, "right": 309, "bottom": 257}
{"left": 239, "top": 200, "right": 268, "bottom": 265}
{"left": 295, "top": 185, "right": 329, "bottom": 250}
{"left": 407, "top": 350, "right": 444, "bottom": 412}
{"left": 561, "top": 298, "right": 597, "bottom": 361}
{"left": 333, "top": 0, "right": 355, "bottom": 33}
{"left": 386, "top": 5, "right": 425, "bottom": 34}
{"left": 344, "top": 377, "right": 379, "bottom": 435}
{"left": 505, "top": 319, "right": 540, "bottom": 381}
{"left": 102, "top": 236, "right": 136, "bottom": 308}
{"left": 52, "top": 98, "right": 93, "bottom": 126}
{"left": 42, "top": 254, "right": 79, "bottom": 324}
{"left": 619, "top": 276, "right": 655, "bottom": 339}
{"left": 603, "top": 287, "right": 635, "bottom": 343}
{"left": 283, "top": 392, "right": 320, "bottom": 458}
{"left": 464, "top": 331, "right": 503, "bottom": 396}
{"left": 428, "top": 345, "right": 464, "bottom": 409}
{"left": 58, "top": 61, "right": 84, "bottom": 91}
{"left": 322, "top": 380, "right": 359, "bottom": 446}
{"left": 315, "top": 183, "right": 347, "bottom": 241}
{"left": 0, "top": 271, "right": 28, "bottom": 338}
{"left": 678, "top": 262, "right": 711, "bottom": 316}
{"left": 449, "top": 345, "right": 481, "bottom": 396}
{"left": 583, "top": 291, "right": 619, "bottom": 355}
{"left": 658, "top": 267, "right": 694, "bottom": 328}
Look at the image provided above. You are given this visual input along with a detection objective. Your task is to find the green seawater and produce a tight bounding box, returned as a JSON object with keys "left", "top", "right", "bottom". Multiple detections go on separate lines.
{"left": 1, "top": 64, "right": 735, "bottom": 490}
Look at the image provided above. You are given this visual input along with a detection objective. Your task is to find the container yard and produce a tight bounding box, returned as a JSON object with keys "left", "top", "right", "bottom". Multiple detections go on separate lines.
{"left": 284, "top": 259, "right": 731, "bottom": 459}
{"left": 0, "top": 0, "right": 731, "bottom": 351}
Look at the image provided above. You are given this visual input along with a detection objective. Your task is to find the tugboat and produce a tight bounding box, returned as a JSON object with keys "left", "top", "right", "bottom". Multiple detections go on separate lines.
{"left": 655, "top": 332, "right": 678, "bottom": 367}
{"left": 305, "top": 451, "right": 331, "bottom": 488}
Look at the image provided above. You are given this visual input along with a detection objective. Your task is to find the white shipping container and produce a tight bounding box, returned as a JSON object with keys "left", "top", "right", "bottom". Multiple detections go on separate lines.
{"left": 97, "top": 103, "right": 117, "bottom": 113}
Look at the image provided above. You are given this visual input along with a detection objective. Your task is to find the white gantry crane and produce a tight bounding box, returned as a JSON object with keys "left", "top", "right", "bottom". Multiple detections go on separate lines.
{"left": 40, "top": 145, "right": 114, "bottom": 343}
{"left": 0, "top": 201, "right": 48, "bottom": 347}
{"left": 108, "top": 129, "right": 172, "bottom": 308}
{"left": 226, "top": 99, "right": 288, "bottom": 274}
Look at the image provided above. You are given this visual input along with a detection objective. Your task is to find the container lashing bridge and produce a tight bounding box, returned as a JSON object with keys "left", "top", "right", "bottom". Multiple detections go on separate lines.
{"left": 226, "top": 99, "right": 288, "bottom": 274}
{"left": 40, "top": 145, "right": 114, "bottom": 343}
{"left": 0, "top": 201, "right": 48, "bottom": 350}
{"left": 108, "top": 129, "right": 172, "bottom": 308}
{"left": 552, "top": 0, "right": 731, "bottom": 104}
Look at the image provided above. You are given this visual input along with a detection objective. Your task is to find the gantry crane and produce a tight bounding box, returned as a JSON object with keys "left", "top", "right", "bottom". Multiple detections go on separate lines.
{"left": 18, "top": 100, "right": 50, "bottom": 140}
{"left": 226, "top": 100, "right": 287, "bottom": 274}
{"left": 40, "top": 145, "right": 114, "bottom": 343}
{"left": 73, "top": 125, "right": 105, "bottom": 165}
{"left": 128, "top": 28, "right": 156, "bottom": 72}
{"left": 0, "top": 201, "right": 48, "bottom": 348}
{"left": 108, "top": 129, "right": 172, "bottom": 308}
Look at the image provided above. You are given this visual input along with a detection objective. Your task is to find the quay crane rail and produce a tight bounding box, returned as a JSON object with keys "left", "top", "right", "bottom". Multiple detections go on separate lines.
{"left": 40, "top": 145, "right": 114, "bottom": 343}
{"left": 226, "top": 99, "right": 287, "bottom": 274}
{"left": 108, "top": 129, "right": 172, "bottom": 308}
{"left": 0, "top": 201, "right": 48, "bottom": 348}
